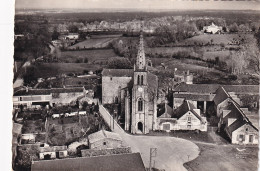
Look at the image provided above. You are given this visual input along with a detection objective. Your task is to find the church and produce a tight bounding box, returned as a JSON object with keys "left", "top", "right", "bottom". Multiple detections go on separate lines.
{"left": 102, "top": 27, "right": 158, "bottom": 134}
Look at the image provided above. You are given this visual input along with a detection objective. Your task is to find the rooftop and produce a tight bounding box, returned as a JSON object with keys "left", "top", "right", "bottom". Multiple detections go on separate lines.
{"left": 102, "top": 69, "right": 134, "bottom": 77}
{"left": 173, "top": 100, "right": 203, "bottom": 121}
{"left": 31, "top": 153, "right": 146, "bottom": 171}
{"left": 174, "top": 83, "right": 259, "bottom": 94}
{"left": 14, "top": 87, "right": 84, "bottom": 96}
{"left": 88, "top": 130, "right": 122, "bottom": 144}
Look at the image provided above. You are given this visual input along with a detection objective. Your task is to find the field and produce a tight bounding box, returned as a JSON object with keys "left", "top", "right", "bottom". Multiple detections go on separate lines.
{"left": 184, "top": 143, "right": 258, "bottom": 171}
{"left": 179, "top": 33, "right": 256, "bottom": 46}
{"left": 60, "top": 49, "right": 118, "bottom": 64}
{"left": 68, "top": 35, "right": 120, "bottom": 50}
{"left": 33, "top": 63, "right": 102, "bottom": 78}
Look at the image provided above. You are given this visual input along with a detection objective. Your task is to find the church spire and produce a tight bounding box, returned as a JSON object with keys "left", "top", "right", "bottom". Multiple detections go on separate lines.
{"left": 135, "top": 22, "right": 146, "bottom": 71}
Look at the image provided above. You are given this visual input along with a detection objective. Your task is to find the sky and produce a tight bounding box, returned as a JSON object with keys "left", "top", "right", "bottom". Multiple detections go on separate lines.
{"left": 15, "top": 0, "right": 260, "bottom": 11}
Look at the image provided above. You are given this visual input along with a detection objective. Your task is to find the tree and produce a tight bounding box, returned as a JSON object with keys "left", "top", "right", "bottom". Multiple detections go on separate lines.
{"left": 229, "top": 23, "right": 239, "bottom": 33}
{"left": 68, "top": 25, "right": 79, "bottom": 33}
{"left": 52, "top": 28, "right": 60, "bottom": 40}
{"left": 107, "top": 57, "right": 133, "bottom": 69}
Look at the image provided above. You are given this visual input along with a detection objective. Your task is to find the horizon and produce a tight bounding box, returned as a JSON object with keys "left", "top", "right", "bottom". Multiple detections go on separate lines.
{"left": 15, "top": 0, "right": 260, "bottom": 11}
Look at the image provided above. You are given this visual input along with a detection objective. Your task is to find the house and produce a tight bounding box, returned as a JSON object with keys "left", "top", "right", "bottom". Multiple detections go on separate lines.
{"left": 157, "top": 101, "right": 207, "bottom": 132}
{"left": 39, "top": 146, "right": 68, "bottom": 160}
{"left": 65, "top": 33, "right": 79, "bottom": 40}
{"left": 203, "top": 23, "right": 222, "bottom": 34}
{"left": 218, "top": 99, "right": 259, "bottom": 145}
{"left": 174, "top": 70, "right": 193, "bottom": 85}
{"left": 31, "top": 153, "right": 146, "bottom": 171}
{"left": 88, "top": 130, "right": 123, "bottom": 150}
{"left": 13, "top": 87, "right": 86, "bottom": 109}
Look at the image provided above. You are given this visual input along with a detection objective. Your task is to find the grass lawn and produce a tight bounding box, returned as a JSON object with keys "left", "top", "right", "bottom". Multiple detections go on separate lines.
{"left": 180, "top": 33, "right": 256, "bottom": 46}
{"left": 184, "top": 143, "right": 258, "bottom": 171}
{"left": 60, "top": 49, "right": 118, "bottom": 64}
{"left": 33, "top": 63, "right": 102, "bottom": 78}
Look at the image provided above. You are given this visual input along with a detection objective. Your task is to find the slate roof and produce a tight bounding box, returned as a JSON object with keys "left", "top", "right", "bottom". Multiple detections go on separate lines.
{"left": 173, "top": 100, "right": 202, "bottom": 121}
{"left": 147, "top": 72, "right": 158, "bottom": 94}
{"left": 13, "top": 88, "right": 84, "bottom": 96}
{"left": 224, "top": 100, "right": 258, "bottom": 137}
{"left": 213, "top": 86, "right": 230, "bottom": 105}
{"left": 88, "top": 130, "right": 122, "bottom": 144}
{"left": 174, "top": 83, "right": 259, "bottom": 94}
{"left": 31, "top": 153, "right": 146, "bottom": 171}
{"left": 102, "top": 69, "right": 134, "bottom": 77}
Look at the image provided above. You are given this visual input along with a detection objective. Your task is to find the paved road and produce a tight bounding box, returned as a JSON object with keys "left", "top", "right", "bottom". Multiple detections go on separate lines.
{"left": 99, "top": 105, "right": 200, "bottom": 171}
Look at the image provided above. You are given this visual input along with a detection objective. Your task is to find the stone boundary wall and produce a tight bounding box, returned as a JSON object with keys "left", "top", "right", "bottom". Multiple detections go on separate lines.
{"left": 81, "top": 147, "right": 131, "bottom": 157}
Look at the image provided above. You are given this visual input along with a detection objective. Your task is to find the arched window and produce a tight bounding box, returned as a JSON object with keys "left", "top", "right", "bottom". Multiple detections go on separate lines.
{"left": 138, "top": 98, "right": 143, "bottom": 111}
{"left": 141, "top": 75, "right": 144, "bottom": 85}
{"left": 137, "top": 75, "right": 140, "bottom": 85}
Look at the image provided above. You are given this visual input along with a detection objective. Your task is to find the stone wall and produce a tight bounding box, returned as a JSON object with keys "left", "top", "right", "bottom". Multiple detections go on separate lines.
{"left": 81, "top": 147, "right": 131, "bottom": 157}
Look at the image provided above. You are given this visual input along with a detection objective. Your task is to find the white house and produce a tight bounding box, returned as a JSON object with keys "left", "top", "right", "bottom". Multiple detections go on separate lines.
{"left": 203, "top": 23, "right": 222, "bottom": 34}
{"left": 157, "top": 101, "right": 207, "bottom": 132}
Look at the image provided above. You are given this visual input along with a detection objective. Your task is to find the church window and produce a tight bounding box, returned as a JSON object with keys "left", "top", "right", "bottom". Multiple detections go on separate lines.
{"left": 137, "top": 75, "right": 140, "bottom": 85}
{"left": 141, "top": 75, "right": 143, "bottom": 85}
{"left": 138, "top": 99, "right": 143, "bottom": 111}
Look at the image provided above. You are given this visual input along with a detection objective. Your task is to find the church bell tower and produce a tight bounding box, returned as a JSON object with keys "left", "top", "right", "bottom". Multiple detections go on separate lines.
{"left": 131, "top": 23, "right": 149, "bottom": 134}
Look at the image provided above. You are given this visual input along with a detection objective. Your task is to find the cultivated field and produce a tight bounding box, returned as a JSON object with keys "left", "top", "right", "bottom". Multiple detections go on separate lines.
{"left": 33, "top": 63, "right": 102, "bottom": 78}
{"left": 60, "top": 49, "right": 118, "bottom": 64}
{"left": 68, "top": 35, "right": 120, "bottom": 49}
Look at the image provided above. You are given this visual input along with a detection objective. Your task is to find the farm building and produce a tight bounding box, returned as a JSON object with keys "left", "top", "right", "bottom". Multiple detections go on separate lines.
{"left": 157, "top": 101, "right": 207, "bottom": 132}
{"left": 13, "top": 87, "right": 86, "bottom": 108}
{"left": 88, "top": 130, "right": 123, "bottom": 150}
{"left": 172, "top": 83, "right": 259, "bottom": 114}
{"left": 203, "top": 23, "right": 222, "bottom": 34}
{"left": 39, "top": 146, "right": 68, "bottom": 160}
{"left": 31, "top": 153, "right": 146, "bottom": 171}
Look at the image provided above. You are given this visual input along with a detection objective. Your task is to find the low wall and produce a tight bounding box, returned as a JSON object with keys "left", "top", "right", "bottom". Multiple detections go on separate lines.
{"left": 81, "top": 147, "right": 131, "bottom": 157}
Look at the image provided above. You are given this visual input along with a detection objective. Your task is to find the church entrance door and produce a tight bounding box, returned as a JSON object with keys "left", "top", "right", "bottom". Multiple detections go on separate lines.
{"left": 137, "top": 122, "right": 143, "bottom": 133}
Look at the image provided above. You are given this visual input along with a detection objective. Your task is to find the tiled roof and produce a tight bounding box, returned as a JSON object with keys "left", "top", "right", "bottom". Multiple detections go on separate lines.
{"left": 14, "top": 88, "right": 84, "bottom": 96}
{"left": 31, "top": 153, "right": 146, "bottom": 171}
{"left": 173, "top": 93, "right": 215, "bottom": 101}
{"left": 88, "top": 130, "right": 122, "bottom": 144}
{"left": 158, "top": 104, "right": 173, "bottom": 118}
{"left": 174, "top": 83, "right": 259, "bottom": 94}
{"left": 173, "top": 100, "right": 202, "bottom": 121}
{"left": 102, "top": 69, "right": 134, "bottom": 77}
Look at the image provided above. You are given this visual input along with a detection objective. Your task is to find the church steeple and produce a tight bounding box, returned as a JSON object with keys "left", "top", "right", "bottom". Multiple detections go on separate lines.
{"left": 135, "top": 23, "right": 146, "bottom": 71}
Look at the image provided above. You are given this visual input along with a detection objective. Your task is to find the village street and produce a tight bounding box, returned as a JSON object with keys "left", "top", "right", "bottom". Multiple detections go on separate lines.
{"left": 99, "top": 105, "right": 200, "bottom": 171}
